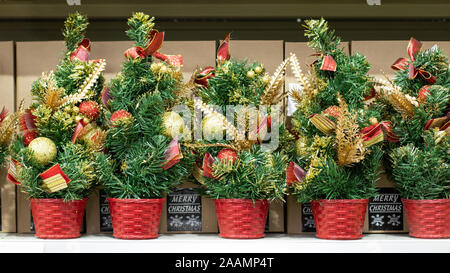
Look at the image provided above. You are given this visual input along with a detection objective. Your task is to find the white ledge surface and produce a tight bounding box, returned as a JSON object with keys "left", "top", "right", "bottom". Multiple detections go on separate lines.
{"left": 0, "top": 233, "right": 448, "bottom": 253}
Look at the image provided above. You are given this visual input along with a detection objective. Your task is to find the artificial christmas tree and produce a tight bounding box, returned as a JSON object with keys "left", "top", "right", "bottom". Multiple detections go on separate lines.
{"left": 8, "top": 12, "right": 107, "bottom": 239}
{"left": 375, "top": 38, "right": 449, "bottom": 238}
{"left": 184, "top": 34, "right": 289, "bottom": 239}
{"left": 285, "top": 19, "right": 392, "bottom": 240}
{"left": 95, "top": 13, "right": 194, "bottom": 239}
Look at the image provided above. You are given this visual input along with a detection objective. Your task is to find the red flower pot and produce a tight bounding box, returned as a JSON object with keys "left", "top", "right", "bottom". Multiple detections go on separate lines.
{"left": 214, "top": 199, "right": 269, "bottom": 239}
{"left": 402, "top": 198, "right": 450, "bottom": 239}
{"left": 311, "top": 199, "right": 368, "bottom": 240}
{"left": 108, "top": 198, "right": 165, "bottom": 239}
{"left": 30, "top": 198, "right": 87, "bottom": 239}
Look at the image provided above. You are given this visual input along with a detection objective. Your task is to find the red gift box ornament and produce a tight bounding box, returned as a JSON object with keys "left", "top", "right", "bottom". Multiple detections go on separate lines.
{"left": 320, "top": 55, "right": 337, "bottom": 72}
{"left": 7, "top": 158, "right": 21, "bottom": 185}
{"left": 286, "top": 161, "right": 307, "bottom": 186}
{"left": 391, "top": 38, "right": 436, "bottom": 84}
{"left": 162, "top": 137, "right": 183, "bottom": 170}
{"left": 39, "top": 164, "right": 70, "bottom": 193}
{"left": 70, "top": 38, "right": 91, "bottom": 63}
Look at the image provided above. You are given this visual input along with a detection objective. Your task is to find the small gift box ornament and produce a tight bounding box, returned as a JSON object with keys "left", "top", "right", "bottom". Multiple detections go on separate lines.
{"left": 7, "top": 158, "right": 21, "bottom": 185}
{"left": 39, "top": 164, "right": 70, "bottom": 193}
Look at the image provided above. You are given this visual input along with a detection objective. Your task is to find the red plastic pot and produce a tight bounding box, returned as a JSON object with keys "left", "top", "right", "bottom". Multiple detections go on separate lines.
{"left": 311, "top": 199, "right": 368, "bottom": 240}
{"left": 108, "top": 198, "right": 165, "bottom": 239}
{"left": 402, "top": 198, "right": 450, "bottom": 239}
{"left": 30, "top": 198, "right": 87, "bottom": 239}
{"left": 214, "top": 199, "right": 269, "bottom": 239}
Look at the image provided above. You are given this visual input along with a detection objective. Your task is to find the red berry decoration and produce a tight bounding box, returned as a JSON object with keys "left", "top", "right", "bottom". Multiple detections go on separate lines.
{"left": 217, "top": 148, "right": 238, "bottom": 164}
{"left": 110, "top": 110, "right": 132, "bottom": 126}
{"left": 79, "top": 101, "right": 100, "bottom": 120}
{"left": 23, "top": 130, "right": 39, "bottom": 147}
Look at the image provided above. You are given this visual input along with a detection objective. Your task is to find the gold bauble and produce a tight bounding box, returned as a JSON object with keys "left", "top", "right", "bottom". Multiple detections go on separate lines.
{"left": 247, "top": 70, "right": 255, "bottom": 79}
{"left": 369, "top": 117, "right": 378, "bottom": 125}
{"left": 202, "top": 115, "right": 224, "bottom": 140}
{"left": 28, "top": 137, "right": 57, "bottom": 166}
{"left": 254, "top": 66, "right": 263, "bottom": 74}
{"left": 262, "top": 75, "right": 270, "bottom": 84}
{"left": 159, "top": 65, "right": 168, "bottom": 74}
{"left": 163, "top": 111, "right": 185, "bottom": 138}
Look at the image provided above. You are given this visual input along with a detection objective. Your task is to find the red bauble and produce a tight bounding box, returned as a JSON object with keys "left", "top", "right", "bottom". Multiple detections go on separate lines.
{"left": 23, "top": 130, "right": 39, "bottom": 147}
{"left": 110, "top": 110, "right": 132, "bottom": 126}
{"left": 217, "top": 148, "right": 238, "bottom": 164}
{"left": 79, "top": 101, "right": 100, "bottom": 120}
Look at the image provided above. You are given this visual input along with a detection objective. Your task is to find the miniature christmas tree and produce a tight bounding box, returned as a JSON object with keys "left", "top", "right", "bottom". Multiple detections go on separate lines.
{"left": 95, "top": 12, "right": 194, "bottom": 199}
{"left": 375, "top": 38, "right": 449, "bottom": 200}
{"left": 8, "top": 12, "right": 107, "bottom": 200}
{"left": 185, "top": 34, "right": 289, "bottom": 201}
{"left": 285, "top": 19, "right": 392, "bottom": 203}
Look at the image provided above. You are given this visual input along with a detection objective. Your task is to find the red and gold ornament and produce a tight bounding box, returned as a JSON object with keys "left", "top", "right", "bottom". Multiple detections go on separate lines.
{"left": 78, "top": 100, "right": 100, "bottom": 120}
{"left": 110, "top": 110, "right": 132, "bottom": 126}
{"left": 217, "top": 148, "right": 238, "bottom": 164}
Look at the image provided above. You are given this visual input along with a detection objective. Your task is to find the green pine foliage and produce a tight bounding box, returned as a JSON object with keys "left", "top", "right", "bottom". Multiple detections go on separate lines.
{"left": 390, "top": 135, "right": 449, "bottom": 199}
{"left": 96, "top": 12, "right": 194, "bottom": 199}
{"left": 201, "top": 146, "right": 288, "bottom": 200}
{"left": 10, "top": 137, "right": 97, "bottom": 200}
{"left": 287, "top": 18, "right": 385, "bottom": 203}
{"left": 200, "top": 59, "right": 269, "bottom": 108}
{"left": 384, "top": 41, "right": 449, "bottom": 199}
{"left": 8, "top": 12, "right": 106, "bottom": 201}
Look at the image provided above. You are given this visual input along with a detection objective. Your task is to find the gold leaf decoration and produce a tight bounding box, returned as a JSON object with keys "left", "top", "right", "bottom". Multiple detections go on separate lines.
{"left": 260, "top": 57, "right": 289, "bottom": 105}
{"left": 335, "top": 94, "right": 366, "bottom": 167}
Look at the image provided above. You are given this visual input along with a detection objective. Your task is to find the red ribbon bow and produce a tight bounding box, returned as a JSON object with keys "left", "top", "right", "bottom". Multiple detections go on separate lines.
{"left": 124, "top": 30, "right": 183, "bottom": 67}
{"left": 391, "top": 38, "right": 436, "bottom": 84}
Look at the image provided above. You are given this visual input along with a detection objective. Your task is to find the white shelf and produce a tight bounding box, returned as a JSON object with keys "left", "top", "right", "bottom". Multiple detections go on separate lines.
{"left": 0, "top": 233, "right": 449, "bottom": 253}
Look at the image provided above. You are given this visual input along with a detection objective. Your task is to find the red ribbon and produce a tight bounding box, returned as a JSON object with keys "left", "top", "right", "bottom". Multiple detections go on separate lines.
{"left": 391, "top": 38, "right": 436, "bottom": 84}
{"left": 124, "top": 30, "right": 183, "bottom": 67}
{"left": 0, "top": 107, "right": 8, "bottom": 123}
{"left": 286, "top": 161, "right": 306, "bottom": 186}
{"left": 380, "top": 121, "right": 400, "bottom": 143}
{"left": 202, "top": 152, "right": 215, "bottom": 179}
{"left": 162, "top": 137, "right": 183, "bottom": 170}
{"left": 217, "top": 33, "right": 231, "bottom": 65}
{"left": 70, "top": 38, "right": 91, "bottom": 63}
{"left": 194, "top": 66, "right": 215, "bottom": 87}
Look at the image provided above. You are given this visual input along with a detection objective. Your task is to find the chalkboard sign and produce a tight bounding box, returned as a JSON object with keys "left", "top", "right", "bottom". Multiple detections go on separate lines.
{"left": 167, "top": 188, "right": 202, "bottom": 231}
{"left": 30, "top": 213, "right": 35, "bottom": 232}
{"left": 301, "top": 203, "right": 316, "bottom": 232}
{"left": 99, "top": 189, "right": 113, "bottom": 232}
{"left": 368, "top": 188, "right": 403, "bottom": 231}
{"left": 264, "top": 209, "right": 270, "bottom": 231}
